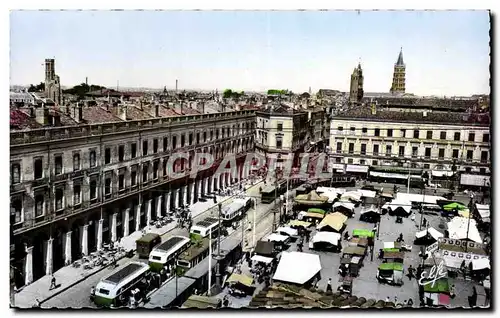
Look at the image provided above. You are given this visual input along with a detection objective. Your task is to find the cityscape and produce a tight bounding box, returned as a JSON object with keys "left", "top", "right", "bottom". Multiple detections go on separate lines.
{"left": 9, "top": 10, "right": 491, "bottom": 310}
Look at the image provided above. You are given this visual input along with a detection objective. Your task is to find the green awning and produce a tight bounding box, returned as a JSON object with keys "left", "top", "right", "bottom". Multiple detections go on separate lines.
{"left": 353, "top": 229, "right": 375, "bottom": 238}
{"left": 383, "top": 248, "right": 400, "bottom": 253}
{"left": 308, "top": 208, "right": 326, "bottom": 215}
{"left": 443, "top": 202, "right": 466, "bottom": 211}
{"left": 378, "top": 262, "right": 404, "bottom": 271}
{"left": 423, "top": 278, "right": 450, "bottom": 293}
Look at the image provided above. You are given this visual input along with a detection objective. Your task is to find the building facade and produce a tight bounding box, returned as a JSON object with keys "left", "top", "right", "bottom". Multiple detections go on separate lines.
{"left": 10, "top": 110, "right": 255, "bottom": 288}
{"left": 329, "top": 107, "right": 490, "bottom": 177}
{"left": 390, "top": 49, "right": 406, "bottom": 95}
{"left": 349, "top": 63, "right": 364, "bottom": 104}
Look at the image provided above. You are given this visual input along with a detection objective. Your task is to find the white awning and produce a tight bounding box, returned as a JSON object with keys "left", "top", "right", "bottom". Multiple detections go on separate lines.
{"left": 396, "top": 193, "right": 446, "bottom": 205}
{"left": 384, "top": 242, "right": 395, "bottom": 249}
{"left": 360, "top": 207, "right": 380, "bottom": 215}
{"left": 447, "top": 217, "right": 483, "bottom": 243}
{"left": 432, "top": 170, "right": 455, "bottom": 177}
{"left": 251, "top": 255, "right": 274, "bottom": 264}
{"left": 460, "top": 174, "right": 490, "bottom": 187}
{"left": 312, "top": 232, "right": 341, "bottom": 245}
{"left": 369, "top": 171, "right": 409, "bottom": 180}
{"left": 415, "top": 227, "right": 444, "bottom": 240}
{"left": 267, "top": 233, "right": 289, "bottom": 242}
{"left": 333, "top": 201, "right": 355, "bottom": 211}
{"left": 382, "top": 200, "right": 412, "bottom": 213}
{"left": 472, "top": 258, "right": 490, "bottom": 270}
{"left": 346, "top": 165, "right": 369, "bottom": 173}
{"left": 476, "top": 204, "right": 490, "bottom": 219}
{"left": 340, "top": 191, "right": 362, "bottom": 202}
{"left": 330, "top": 164, "right": 345, "bottom": 171}
{"left": 357, "top": 189, "right": 376, "bottom": 198}
{"left": 273, "top": 252, "right": 322, "bottom": 284}
{"left": 276, "top": 226, "right": 298, "bottom": 237}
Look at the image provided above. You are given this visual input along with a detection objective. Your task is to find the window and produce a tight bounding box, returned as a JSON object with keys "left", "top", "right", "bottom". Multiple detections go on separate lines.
{"left": 362, "top": 127, "right": 368, "bottom": 134}
{"left": 374, "top": 128, "right": 380, "bottom": 137}
{"left": 142, "top": 140, "right": 148, "bottom": 156}
{"left": 336, "top": 142, "right": 342, "bottom": 153}
{"left": 337, "top": 126, "right": 343, "bottom": 131}
{"left": 216, "top": 129, "right": 219, "bottom": 139}
{"left": 386, "top": 145, "right": 392, "bottom": 156}
{"left": 438, "top": 149, "right": 445, "bottom": 159}
{"left": 11, "top": 163, "right": 20, "bottom": 184}
{"left": 335, "top": 157, "right": 342, "bottom": 163}
{"left": 90, "top": 150, "right": 97, "bottom": 167}
{"left": 118, "top": 145, "right": 125, "bottom": 162}
{"left": 465, "top": 167, "right": 472, "bottom": 173}
{"left": 467, "top": 150, "right": 473, "bottom": 160}
{"left": 119, "top": 173, "right": 125, "bottom": 190}
{"left": 90, "top": 180, "right": 97, "bottom": 200}
{"left": 276, "top": 138, "right": 283, "bottom": 149}
{"left": 400, "top": 129, "right": 406, "bottom": 138}
{"left": 172, "top": 136, "right": 177, "bottom": 149}
{"left": 387, "top": 129, "right": 393, "bottom": 137}
{"left": 373, "top": 145, "right": 379, "bottom": 156}
{"left": 153, "top": 161, "right": 159, "bottom": 180}
{"left": 347, "top": 158, "right": 353, "bottom": 164}
{"left": 35, "top": 194, "right": 44, "bottom": 217}
{"left": 452, "top": 149, "right": 459, "bottom": 159}
{"left": 196, "top": 133, "right": 200, "bottom": 144}
{"left": 153, "top": 139, "right": 159, "bottom": 153}
{"left": 73, "top": 153, "right": 81, "bottom": 171}
{"left": 454, "top": 132, "right": 461, "bottom": 141}
{"left": 277, "top": 123, "right": 283, "bottom": 132}
{"left": 210, "top": 130, "right": 213, "bottom": 140}
{"left": 188, "top": 133, "right": 193, "bottom": 146}
{"left": 142, "top": 163, "right": 149, "bottom": 182}
{"left": 131, "top": 169, "right": 137, "bottom": 187}
{"left": 163, "top": 137, "right": 168, "bottom": 152}
{"left": 413, "top": 130, "right": 420, "bottom": 139}
{"left": 360, "top": 144, "right": 366, "bottom": 155}
{"left": 348, "top": 143, "right": 354, "bottom": 154}
{"left": 424, "top": 164, "right": 430, "bottom": 169}
{"left": 131, "top": 143, "right": 137, "bottom": 158}
{"left": 350, "top": 127, "right": 356, "bottom": 132}
{"left": 425, "top": 148, "right": 431, "bottom": 159}
{"left": 468, "top": 133, "right": 475, "bottom": 142}
{"left": 203, "top": 132, "right": 207, "bottom": 142}
{"left": 481, "top": 151, "right": 488, "bottom": 163}
{"left": 372, "top": 160, "right": 378, "bottom": 166}
{"left": 480, "top": 168, "right": 486, "bottom": 174}
{"left": 483, "top": 133, "right": 490, "bottom": 143}
{"left": 440, "top": 131, "right": 447, "bottom": 140}
{"left": 10, "top": 198, "right": 22, "bottom": 224}
{"left": 55, "top": 188, "right": 64, "bottom": 210}
{"left": 360, "top": 159, "right": 366, "bottom": 165}
{"left": 412, "top": 146, "right": 418, "bottom": 158}
{"left": 426, "top": 131, "right": 433, "bottom": 139}
{"left": 73, "top": 184, "right": 81, "bottom": 205}
{"left": 399, "top": 146, "right": 405, "bottom": 157}
{"left": 105, "top": 177, "right": 111, "bottom": 196}
{"left": 105, "top": 148, "right": 111, "bottom": 164}
{"left": 54, "top": 156, "right": 63, "bottom": 175}
{"left": 34, "top": 158, "right": 43, "bottom": 179}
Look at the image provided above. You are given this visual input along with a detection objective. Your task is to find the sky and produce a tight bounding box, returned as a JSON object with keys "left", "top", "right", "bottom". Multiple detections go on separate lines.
{"left": 9, "top": 10, "right": 490, "bottom": 96}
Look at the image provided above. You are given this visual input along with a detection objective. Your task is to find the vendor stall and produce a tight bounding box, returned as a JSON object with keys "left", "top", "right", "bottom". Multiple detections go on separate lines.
{"left": 309, "top": 231, "right": 342, "bottom": 252}
{"left": 272, "top": 252, "right": 322, "bottom": 285}
{"left": 359, "top": 207, "right": 381, "bottom": 223}
{"left": 226, "top": 273, "right": 255, "bottom": 297}
{"left": 332, "top": 202, "right": 355, "bottom": 217}
{"left": 316, "top": 213, "right": 348, "bottom": 233}
{"left": 414, "top": 227, "right": 444, "bottom": 245}
{"left": 254, "top": 241, "right": 275, "bottom": 258}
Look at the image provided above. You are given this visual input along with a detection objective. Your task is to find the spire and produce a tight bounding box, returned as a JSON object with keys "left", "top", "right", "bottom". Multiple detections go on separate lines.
{"left": 396, "top": 47, "right": 404, "bottom": 66}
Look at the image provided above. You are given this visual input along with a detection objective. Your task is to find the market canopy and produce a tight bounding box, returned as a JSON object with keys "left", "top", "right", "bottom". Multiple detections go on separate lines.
{"left": 360, "top": 207, "right": 381, "bottom": 215}
{"left": 423, "top": 278, "right": 450, "bottom": 293}
{"left": 333, "top": 202, "right": 355, "bottom": 212}
{"left": 277, "top": 226, "right": 298, "bottom": 237}
{"left": 447, "top": 217, "right": 483, "bottom": 243}
{"left": 267, "top": 233, "right": 289, "bottom": 243}
{"left": 317, "top": 213, "right": 348, "bottom": 232}
{"left": 316, "top": 187, "right": 346, "bottom": 195}
{"left": 443, "top": 202, "right": 467, "bottom": 211}
{"left": 227, "top": 273, "right": 254, "bottom": 287}
{"left": 352, "top": 229, "right": 375, "bottom": 238}
{"left": 312, "top": 231, "right": 341, "bottom": 245}
{"left": 295, "top": 191, "right": 329, "bottom": 205}
{"left": 342, "top": 245, "right": 366, "bottom": 256}
{"left": 307, "top": 208, "right": 326, "bottom": 215}
{"left": 378, "top": 262, "right": 404, "bottom": 271}
{"left": 341, "top": 191, "right": 362, "bottom": 202}
{"left": 382, "top": 200, "right": 412, "bottom": 213}
{"left": 254, "top": 241, "right": 274, "bottom": 257}
{"left": 357, "top": 189, "right": 376, "bottom": 198}
{"left": 415, "top": 227, "right": 444, "bottom": 241}
{"left": 304, "top": 212, "right": 325, "bottom": 219}
{"left": 476, "top": 204, "right": 490, "bottom": 219}
{"left": 471, "top": 258, "right": 490, "bottom": 270}
{"left": 273, "top": 252, "right": 322, "bottom": 285}
{"left": 251, "top": 255, "right": 274, "bottom": 264}
{"left": 288, "top": 220, "right": 312, "bottom": 228}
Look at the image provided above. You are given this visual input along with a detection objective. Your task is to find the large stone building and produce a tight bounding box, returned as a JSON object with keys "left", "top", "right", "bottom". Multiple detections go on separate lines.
{"left": 349, "top": 63, "right": 364, "bottom": 104}
{"left": 44, "top": 58, "right": 62, "bottom": 105}
{"left": 329, "top": 102, "right": 491, "bottom": 181}
{"left": 390, "top": 49, "right": 406, "bottom": 95}
{"left": 10, "top": 108, "right": 255, "bottom": 288}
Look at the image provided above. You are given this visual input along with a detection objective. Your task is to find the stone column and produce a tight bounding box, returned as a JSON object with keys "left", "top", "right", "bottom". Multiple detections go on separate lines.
{"left": 45, "top": 238, "right": 53, "bottom": 276}
{"left": 123, "top": 209, "right": 130, "bottom": 237}
{"left": 204, "top": 178, "right": 209, "bottom": 195}
{"left": 24, "top": 246, "right": 33, "bottom": 285}
{"left": 173, "top": 189, "right": 179, "bottom": 209}
{"left": 111, "top": 213, "right": 118, "bottom": 242}
{"left": 97, "top": 219, "right": 103, "bottom": 251}
{"left": 165, "top": 193, "right": 171, "bottom": 214}
{"left": 135, "top": 204, "right": 141, "bottom": 232}
{"left": 190, "top": 182, "right": 196, "bottom": 205}
{"left": 146, "top": 200, "right": 152, "bottom": 225}
{"left": 183, "top": 186, "right": 188, "bottom": 206}
{"left": 156, "top": 196, "right": 162, "bottom": 218}
{"left": 81, "top": 225, "right": 88, "bottom": 256}
{"left": 64, "top": 231, "right": 72, "bottom": 265}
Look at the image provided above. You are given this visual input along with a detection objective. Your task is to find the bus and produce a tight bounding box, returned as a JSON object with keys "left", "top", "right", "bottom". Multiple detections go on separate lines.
{"left": 93, "top": 262, "right": 150, "bottom": 307}
{"left": 189, "top": 217, "right": 220, "bottom": 241}
{"left": 261, "top": 180, "right": 287, "bottom": 204}
{"left": 176, "top": 238, "right": 217, "bottom": 272}
{"left": 221, "top": 197, "right": 252, "bottom": 226}
{"left": 148, "top": 236, "right": 191, "bottom": 272}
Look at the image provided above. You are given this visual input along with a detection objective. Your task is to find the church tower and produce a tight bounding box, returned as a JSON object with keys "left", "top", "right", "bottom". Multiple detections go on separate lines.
{"left": 349, "top": 62, "right": 364, "bottom": 104}
{"left": 390, "top": 48, "right": 406, "bottom": 95}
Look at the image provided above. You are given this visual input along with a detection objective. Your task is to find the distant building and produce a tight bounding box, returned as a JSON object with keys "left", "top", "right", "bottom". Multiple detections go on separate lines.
{"left": 44, "top": 59, "right": 61, "bottom": 105}
{"left": 390, "top": 48, "right": 406, "bottom": 95}
{"left": 10, "top": 92, "right": 35, "bottom": 106}
{"left": 349, "top": 63, "right": 364, "bottom": 104}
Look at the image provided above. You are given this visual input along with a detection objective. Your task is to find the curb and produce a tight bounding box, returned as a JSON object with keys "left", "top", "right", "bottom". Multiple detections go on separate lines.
{"left": 34, "top": 179, "right": 265, "bottom": 306}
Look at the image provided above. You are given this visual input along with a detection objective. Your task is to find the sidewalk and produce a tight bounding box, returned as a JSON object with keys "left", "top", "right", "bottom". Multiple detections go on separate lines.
{"left": 13, "top": 177, "right": 264, "bottom": 308}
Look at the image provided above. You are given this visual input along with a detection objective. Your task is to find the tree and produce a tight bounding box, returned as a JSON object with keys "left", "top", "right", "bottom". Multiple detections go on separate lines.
{"left": 223, "top": 89, "right": 233, "bottom": 99}
{"left": 27, "top": 82, "right": 45, "bottom": 92}
{"left": 63, "top": 83, "right": 107, "bottom": 98}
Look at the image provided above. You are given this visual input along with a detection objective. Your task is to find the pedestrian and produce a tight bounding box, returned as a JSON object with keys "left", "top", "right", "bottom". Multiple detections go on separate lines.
{"left": 49, "top": 275, "right": 57, "bottom": 290}
{"left": 407, "top": 265, "right": 415, "bottom": 280}
{"left": 450, "top": 284, "right": 456, "bottom": 299}
{"left": 326, "top": 278, "right": 333, "bottom": 292}
{"left": 407, "top": 298, "right": 414, "bottom": 306}
{"left": 385, "top": 296, "right": 390, "bottom": 303}
{"left": 394, "top": 296, "right": 398, "bottom": 304}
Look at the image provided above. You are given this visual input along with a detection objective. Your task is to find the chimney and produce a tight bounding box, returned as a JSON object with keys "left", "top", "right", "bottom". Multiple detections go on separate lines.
{"left": 371, "top": 103, "right": 377, "bottom": 115}
{"left": 35, "top": 107, "right": 50, "bottom": 126}
{"left": 77, "top": 106, "right": 83, "bottom": 122}
{"left": 120, "top": 105, "right": 128, "bottom": 121}
{"left": 155, "top": 104, "right": 160, "bottom": 117}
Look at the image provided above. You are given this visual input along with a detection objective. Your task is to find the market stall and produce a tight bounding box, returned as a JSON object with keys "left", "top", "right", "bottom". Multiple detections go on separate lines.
{"left": 226, "top": 273, "right": 256, "bottom": 297}
{"left": 316, "top": 212, "right": 348, "bottom": 233}
{"left": 414, "top": 227, "right": 444, "bottom": 245}
{"left": 359, "top": 207, "right": 381, "bottom": 223}
{"left": 447, "top": 217, "right": 483, "bottom": 243}
{"left": 309, "top": 231, "right": 342, "bottom": 252}
{"left": 332, "top": 202, "right": 356, "bottom": 217}
{"left": 272, "top": 252, "right": 322, "bottom": 286}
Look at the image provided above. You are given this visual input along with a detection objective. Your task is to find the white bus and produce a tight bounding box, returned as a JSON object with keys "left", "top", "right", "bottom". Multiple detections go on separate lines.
{"left": 221, "top": 197, "right": 252, "bottom": 225}
{"left": 93, "top": 261, "right": 150, "bottom": 307}
{"left": 148, "top": 236, "right": 191, "bottom": 272}
{"left": 189, "top": 217, "right": 220, "bottom": 240}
